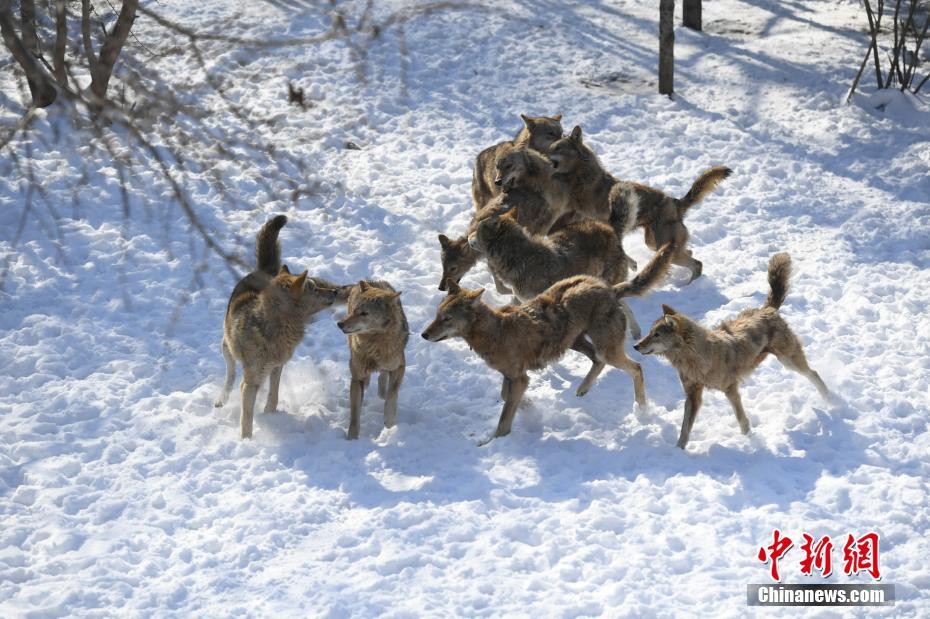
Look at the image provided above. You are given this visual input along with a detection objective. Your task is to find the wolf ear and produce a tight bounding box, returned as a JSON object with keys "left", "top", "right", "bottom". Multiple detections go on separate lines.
{"left": 520, "top": 113, "right": 532, "bottom": 127}
{"left": 570, "top": 125, "right": 583, "bottom": 142}
{"left": 469, "top": 288, "right": 485, "bottom": 304}
{"left": 389, "top": 290, "right": 402, "bottom": 299}
{"left": 438, "top": 233, "right": 450, "bottom": 248}
{"left": 662, "top": 304, "right": 678, "bottom": 316}
{"left": 446, "top": 279, "right": 461, "bottom": 295}
{"left": 552, "top": 113, "right": 562, "bottom": 121}
{"left": 358, "top": 280, "right": 370, "bottom": 292}
{"left": 290, "top": 271, "right": 308, "bottom": 295}
{"left": 279, "top": 264, "right": 291, "bottom": 275}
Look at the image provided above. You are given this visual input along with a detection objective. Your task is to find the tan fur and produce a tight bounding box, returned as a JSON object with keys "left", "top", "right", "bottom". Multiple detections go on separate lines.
{"left": 217, "top": 262, "right": 337, "bottom": 439}
{"left": 471, "top": 114, "right": 563, "bottom": 209}
{"left": 337, "top": 280, "right": 408, "bottom": 439}
{"left": 422, "top": 244, "right": 675, "bottom": 442}
{"left": 548, "top": 125, "right": 731, "bottom": 283}
{"left": 633, "top": 253, "right": 829, "bottom": 449}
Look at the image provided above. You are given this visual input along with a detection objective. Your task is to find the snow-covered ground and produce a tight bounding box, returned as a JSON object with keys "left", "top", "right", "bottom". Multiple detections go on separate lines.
{"left": 2, "top": 0, "right": 929, "bottom": 616}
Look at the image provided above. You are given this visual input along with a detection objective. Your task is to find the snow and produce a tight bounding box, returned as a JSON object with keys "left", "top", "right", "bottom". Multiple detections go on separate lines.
{"left": 1, "top": 0, "right": 929, "bottom": 616}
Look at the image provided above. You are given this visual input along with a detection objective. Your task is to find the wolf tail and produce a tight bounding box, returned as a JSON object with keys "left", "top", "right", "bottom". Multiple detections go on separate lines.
{"left": 677, "top": 166, "right": 732, "bottom": 216}
{"left": 256, "top": 215, "right": 288, "bottom": 275}
{"left": 614, "top": 242, "right": 676, "bottom": 299}
{"left": 764, "top": 252, "right": 792, "bottom": 310}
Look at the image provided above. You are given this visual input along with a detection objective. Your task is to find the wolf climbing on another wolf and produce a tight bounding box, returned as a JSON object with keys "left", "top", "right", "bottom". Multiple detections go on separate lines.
{"left": 467, "top": 205, "right": 642, "bottom": 338}
{"left": 471, "top": 113, "right": 563, "bottom": 209}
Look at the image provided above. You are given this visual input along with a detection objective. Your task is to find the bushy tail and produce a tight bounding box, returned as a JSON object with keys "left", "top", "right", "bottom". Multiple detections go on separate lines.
{"left": 614, "top": 242, "right": 676, "bottom": 299}
{"left": 764, "top": 252, "right": 791, "bottom": 310}
{"left": 677, "top": 166, "right": 732, "bottom": 216}
{"left": 256, "top": 215, "right": 288, "bottom": 275}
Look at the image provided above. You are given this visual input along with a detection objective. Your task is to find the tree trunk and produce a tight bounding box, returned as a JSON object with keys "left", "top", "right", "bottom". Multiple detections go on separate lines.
{"left": 0, "top": 0, "right": 57, "bottom": 107}
{"left": 90, "top": 0, "right": 139, "bottom": 101}
{"left": 659, "top": 0, "right": 675, "bottom": 96}
{"left": 683, "top": 0, "right": 701, "bottom": 31}
{"left": 53, "top": 0, "right": 68, "bottom": 87}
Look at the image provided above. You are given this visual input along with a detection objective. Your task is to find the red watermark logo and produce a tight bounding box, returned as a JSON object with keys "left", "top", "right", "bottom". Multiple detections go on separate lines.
{"left": 758, "top": 530, "right": 881, "bottom": 582}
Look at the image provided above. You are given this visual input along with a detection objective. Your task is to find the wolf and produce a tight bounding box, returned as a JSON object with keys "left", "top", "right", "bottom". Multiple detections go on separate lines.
{"left": 422, "top": 243, "right": 675, "bottom": 442}
{"left": 215, "top": 215, "right": 339, "bottom": 439}
{"left": 633, "top": 253, "right": 830, "bottom": 449}
{"left": 466, "top": 204, "right": 643, "bottom": 338}
{"left": 336, "top": 280, "right": 408, "bottom": 440}
{"left": 472, "top": 113, "right": 563, "bottom": 210}
{"left": 548, "top": 125, "right": 731, "bottom": 283}
{"left": 438, "top": 168, "right": 560, "bottom": 294}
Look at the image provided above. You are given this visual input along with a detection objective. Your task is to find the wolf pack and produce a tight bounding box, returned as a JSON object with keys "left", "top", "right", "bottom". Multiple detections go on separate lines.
{"left": 215, "top": 114, "right": 830, "bottom": 449}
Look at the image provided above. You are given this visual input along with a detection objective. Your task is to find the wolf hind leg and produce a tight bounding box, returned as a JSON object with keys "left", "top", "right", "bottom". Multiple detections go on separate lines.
{"left": 214, "top": 338, "right": 236, "bottom": 408}
{"left": 264, "top": 365, "right": 282, "bottom": 413}
{"left": 239, "top": 375, "right": 261, "bottom": 439}
{"left": 773, "top": 337, "right": 830, "bottom": 399}
{"left": 672, "top": 247, "right": 702, "bottom": 284}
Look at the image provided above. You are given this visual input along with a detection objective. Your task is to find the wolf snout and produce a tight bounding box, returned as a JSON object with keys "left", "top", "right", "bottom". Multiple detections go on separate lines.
{"left": 467, "top": 233, "right": 479, "bottom": 251}
{"left": 421, "top": 331, "right": 429, "bottom": 340}
{"left": 438, "top": 280, "right": 447, "bottom": 292}
{"left": 493, "top": 176, "right": 503, "bottom": 187}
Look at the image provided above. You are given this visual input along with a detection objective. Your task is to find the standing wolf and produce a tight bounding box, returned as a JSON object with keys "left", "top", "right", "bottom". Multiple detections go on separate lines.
{"left": 215, "top": 215, "right": 339, "bottom": 439}
{"left": 633, "top": 253, "right": 830, "bottom": 449}
{"left": 336, "top": 281, "right": 408, "bottom": 439}
{"left": 471, "top": 113, "right": 563, "bottom": 209}
{"left": 548, "top": 126, "right": 731, "bottom": 283}
{"left": 422, "top": 243, "right": 675, "bottom": 443}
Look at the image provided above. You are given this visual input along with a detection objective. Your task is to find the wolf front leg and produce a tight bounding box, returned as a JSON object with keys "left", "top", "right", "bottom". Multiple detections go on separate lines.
{"left": 348, "top": 373, "right": 368, "bottom": 440}
{"left": 494, "top": 374, "right": 529, "bottom": 438}
{"left": 382, "top": 364, "right": 405, "bottom": 429}
{"left": 676, "top": 382, "right": 704, "bottom": 449}
{"left": 214, "top": 338, "right": 236, "bottom": 407}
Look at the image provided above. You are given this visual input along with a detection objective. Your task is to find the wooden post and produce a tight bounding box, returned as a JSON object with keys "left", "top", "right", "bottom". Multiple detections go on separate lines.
{"left": 683, "top": 0, "right": 701, "bottom": 31}
{"left": 659, "top": 0, "right": 674, "bottom": 96}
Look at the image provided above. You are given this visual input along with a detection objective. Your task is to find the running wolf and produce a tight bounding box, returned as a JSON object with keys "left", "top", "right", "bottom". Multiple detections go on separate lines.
{"left": 633, "top": 253, "right": 830, "bottom": 449}
{"left": 548, "top": 125, "right": 731, "bottom": 283}
{"left": 422, "top": 243, "right": 675, "bottom": 442}
{"left": 336, "top": 280, "right": 408, "bottom": 439}
{"left": 215, "top": 215, "right": 338, "bottom": 439}
{"left": 472, "top": 113, "right": 563, "bottom": 209}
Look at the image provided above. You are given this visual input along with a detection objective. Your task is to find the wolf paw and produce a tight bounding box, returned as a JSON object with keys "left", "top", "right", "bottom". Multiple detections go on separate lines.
{"left": 213, "top": 398, "right": 225, "bottom": 408}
